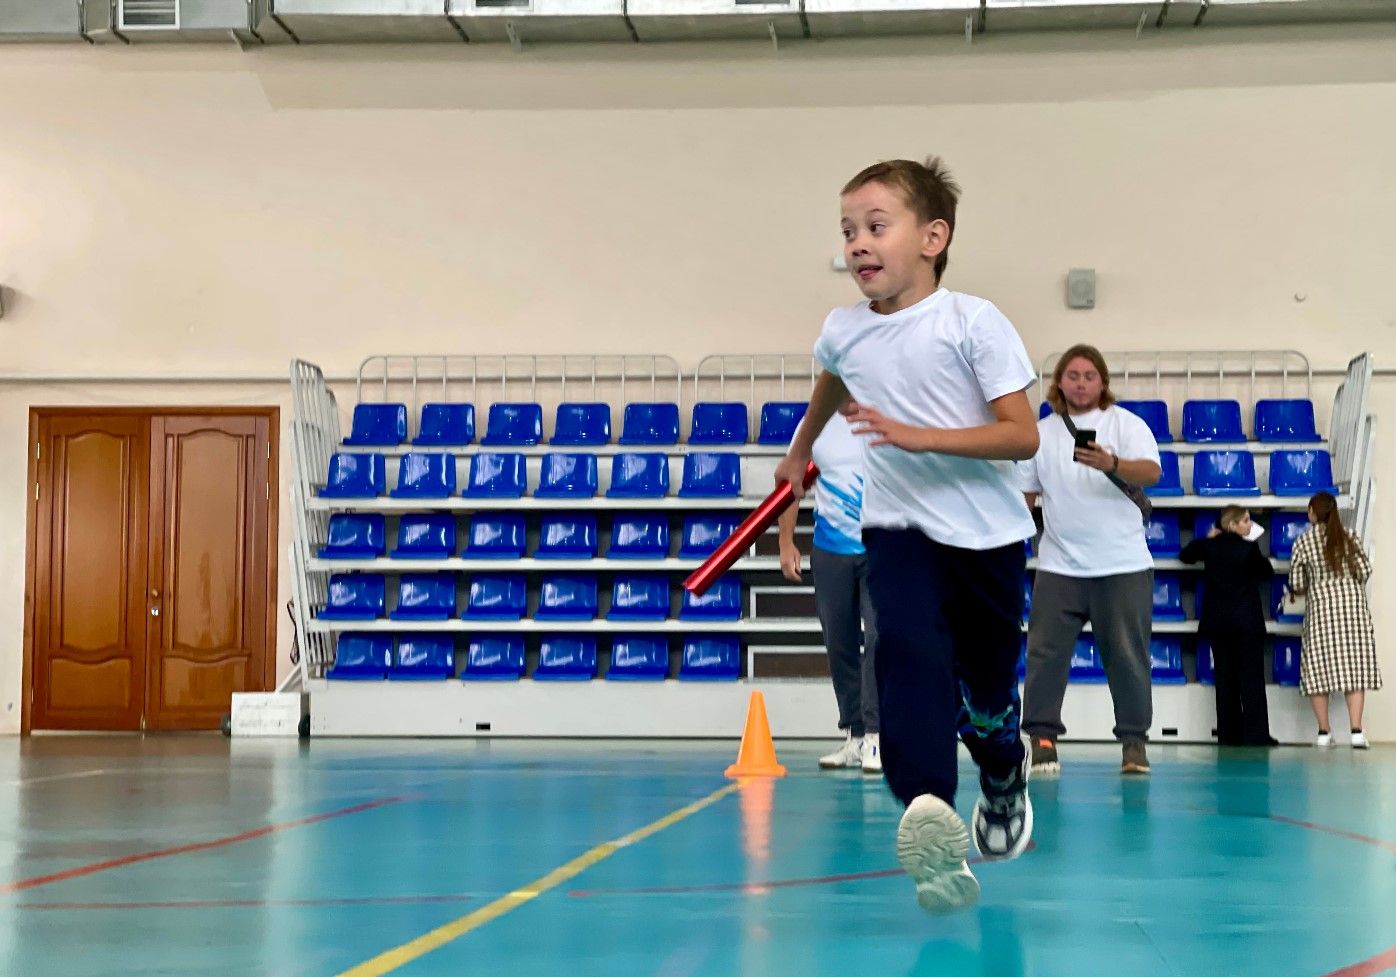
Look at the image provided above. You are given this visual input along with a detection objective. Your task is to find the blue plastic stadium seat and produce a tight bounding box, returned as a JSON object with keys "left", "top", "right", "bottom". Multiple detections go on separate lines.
{"left": 389, "top": 572, "right": 458, "bottom": 621}
{"left": 607, "top": 514, "right": 670, "bottom": 559}
{"left": 679, "top": 574, "right": 742, "bottom": 620}
{"left": 535, "top": 514, "right": 599, "bottom": 560}
{"left": 1069, "top": 638, "right": 1106, "bottom": 683}
{"left": 619, "top": 403, "right": 680, "bottom": 445}
{"left": 1255, "top": 400, "right": 1320, "bottom": 444}
{"left": 678, "top": 515, "right": 740, "bottom": 558}
{"left": 391, "top": 452, "right": 456, "bottom": 499}
{"left": 1038, "top": 402, "right": 1053, "bottom": 419}
{"left": 1272, "top": 578, "right": 1304, "bottom": 624}
{"left": 1152, "top": 572, "right": 1186, "bottom": 622}
{"left": 327, "top": 633, "right": 392, "bottom": 680}
{"left": 317, "top": 574, "right": 385, "bottom": 621}
{"left": 343, "top": 403, "right": 407, "bottom": 447}
{"left": 536, "top": 574, "right": 599, "bottom": 621}
{"left": 321, "top": 453, "right": 386, "bottom": 499}
{"left": 757, "top": 402, "right": 808, "bottom": 445}
{"left": 552, "top": 403, "right": 611, "bottom": 446}
{"left": 536, "top": 453, "right": 599, "bottom": 499}
{"left": 462, "top": 452, "right": 527, "bottom": 498}
{"left": 535, "top": 635, "right": 598, "bottom": 681}
{"left": 1183, "top": 400, "right": 1246, "bottom": 444}
{"left": 1270, "top": 450, "right": 1338, "bottom": 497}
{"left": 319, "top": 513, "right": 386, "bottom": 560}
{"left": 1022, "top": 575, "right": 1032, "bottom": 624}
{"left": 1150, "top": 638, "right": 1186, "bottom": 684}
{"left": 461, "top": 573, "right": 528, "bottom": 621}
{"left": 608, "top": 575, "right": 671, "bottom": 621}
{"left": 463, "top": 514, "right": 526, "bottom": 560}
{"left": 391, "top": 513, "right": 457, "bottom": 560}
{"left": 480, "top": 403, "right": 543, "bottom": 446}
{"left": 1196, "top": 641, "right": 1215, "bottom": 686}
{"left": 679, "top": 452, "right": 741, "bottom": 498}
{"left": 414, "top": 403, "right": 475, "bottom": 447}
{"left": 1272, "top": 637, "right": 1302, "bottom": 686}
{"left": 390, "top": 634, "right": 456, "bottom": 680}
{"left": 607, "top": 635, "right": 669, "bottom": 681}
{"left": 1117, "top": 400, "right": 1174, "bottom": 444}
{"left": 689, "top": 402, "right": 749, "bottom": 445}
{"left": 1194, "top": 511, "right": 1220, "bottom": 540}
{"left": 461, "top": 635, "right": 525, "bottom": 681}
{"left": 1193, "top": 451, "right": 1260, "bottom": 497}
{"left": 607, "top": 452, "right": 670, "bottom": 498}
{"left": 679, "top": 636, "right": 741, "bottom": 681}
{"left": 1144, "top": 452, "right": 1184, "bottom": 498}
{"left": 1145, "top": 512, "right": 1181, "bottom": 557}
{"left": 1269, "top": 512, "right": 1310, "bottom": 560}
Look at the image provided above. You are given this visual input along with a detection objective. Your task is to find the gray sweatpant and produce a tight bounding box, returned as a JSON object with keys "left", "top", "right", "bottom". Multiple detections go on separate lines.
{"left": 1023, "top": 569, "right": 1154, "bottom": 742}
{"left": 811, "top": 545, "right": 879, "bottom": 737}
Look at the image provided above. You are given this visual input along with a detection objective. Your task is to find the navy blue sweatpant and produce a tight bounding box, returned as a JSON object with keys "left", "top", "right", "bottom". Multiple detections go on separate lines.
{"left": 864, "top": 528, "right": 1027, "bottom": 807}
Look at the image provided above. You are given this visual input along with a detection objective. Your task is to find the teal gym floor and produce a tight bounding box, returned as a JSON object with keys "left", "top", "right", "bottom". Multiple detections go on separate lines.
{"left": 2, "top": 737, "right": 1393, "bottom": 977}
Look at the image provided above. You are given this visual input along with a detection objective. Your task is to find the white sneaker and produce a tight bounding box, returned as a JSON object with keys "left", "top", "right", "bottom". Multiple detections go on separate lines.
{"left": 896, "top": 794, "right": 980, "bottom": 913}
{"left": 1352, "top": 731, "right": 1370, "bottom": 750}
{"left": 819, "top": 732, "right": 864, "bottom": 769}
{"left": 861, "top": 733, "right": 883, "bottom": 774}
{"left": 1315, "top": 732, "right": 1333, "bottom": 748}
{"left": 972, "top": 736, "right": 1033, "bottom": 862}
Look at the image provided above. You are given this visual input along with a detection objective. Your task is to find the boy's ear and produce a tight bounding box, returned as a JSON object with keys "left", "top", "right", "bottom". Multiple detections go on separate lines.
{"left": 921, "top": 218, "right": 951, "bottom": 260}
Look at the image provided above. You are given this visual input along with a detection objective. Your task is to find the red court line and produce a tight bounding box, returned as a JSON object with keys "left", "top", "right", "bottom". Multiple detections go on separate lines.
{"left": 0, "top": 796, "right": 408, "bottom": 895}
{"left": 15, "top": 894, "right": 472, "bottom": 912}
{"left": 1269, "top": 815, "right": 1396, "bottom": 856}
{"left": 1319, "top": 945, "right": 1396, "bottom": 977}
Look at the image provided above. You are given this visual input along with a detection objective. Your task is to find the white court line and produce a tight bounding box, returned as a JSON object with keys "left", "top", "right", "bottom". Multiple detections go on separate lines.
{"left": 3, "top": 770, "right": 108, "bottom": 787}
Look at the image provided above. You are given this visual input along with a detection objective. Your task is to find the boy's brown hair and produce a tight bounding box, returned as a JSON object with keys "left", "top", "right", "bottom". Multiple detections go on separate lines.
{"left": 1218, "top": 506, "right": 1249, "bottom": 532}
{"left": 842, "top": 157, "right": 960, "bottom": 280}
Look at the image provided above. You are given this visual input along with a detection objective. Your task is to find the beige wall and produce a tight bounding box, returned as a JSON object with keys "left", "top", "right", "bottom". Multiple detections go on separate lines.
{"left": 1, "top": 26, "right": 1393, "bottom": 735}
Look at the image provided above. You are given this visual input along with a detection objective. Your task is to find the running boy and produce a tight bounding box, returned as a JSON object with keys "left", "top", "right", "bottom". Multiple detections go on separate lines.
{"left": 774, "top": 158, "right": 1039, "bottom": 912}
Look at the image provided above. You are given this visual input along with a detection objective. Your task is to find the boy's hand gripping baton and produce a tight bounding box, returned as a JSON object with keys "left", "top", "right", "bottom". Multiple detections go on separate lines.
{"left": 682, "top": 461, "right": 820, "bottom": 597}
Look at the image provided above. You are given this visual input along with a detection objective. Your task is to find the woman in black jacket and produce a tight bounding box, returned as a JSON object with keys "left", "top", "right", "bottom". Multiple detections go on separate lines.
{"left": 1180, "top": 507, "right": 1278, "bottom": 747}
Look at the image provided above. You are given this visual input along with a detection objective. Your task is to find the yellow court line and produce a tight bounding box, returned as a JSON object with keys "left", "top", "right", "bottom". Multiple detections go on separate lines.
{"left": 331, "top": 781, "right": 743, "bottom": 977}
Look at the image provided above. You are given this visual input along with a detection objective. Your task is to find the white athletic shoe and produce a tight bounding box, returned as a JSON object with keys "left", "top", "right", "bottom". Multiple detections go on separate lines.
{"left": 861, "top": 733, "right": 883, "bottom": 774}
{"left": 1352, "top": 731, "right": 1370, "bottom": 750}
{"left": 896, "top": 794, "right": 980, "bottom": 913}
{"left": 819, "top": 732, "right": 864, "bottom": 769}
{"left": 1315, "top": 732, "right": 1333, "bottom": 748}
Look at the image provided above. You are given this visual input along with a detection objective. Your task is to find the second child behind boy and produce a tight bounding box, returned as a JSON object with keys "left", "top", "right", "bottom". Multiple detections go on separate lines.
{"left": 1180, "top": 507, "right": 1278, "bottom": 747}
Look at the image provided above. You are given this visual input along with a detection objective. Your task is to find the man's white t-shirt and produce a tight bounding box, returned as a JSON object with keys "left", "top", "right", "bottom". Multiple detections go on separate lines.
{"left": 1018, "top": 406, "right": 1161, "bottom": 578}
{"left": 813, "top": 287, "right": 1037, "bottom": 552}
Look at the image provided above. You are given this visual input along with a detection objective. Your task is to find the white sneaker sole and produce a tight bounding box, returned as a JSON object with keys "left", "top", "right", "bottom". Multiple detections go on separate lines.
{"left": 896, "top": 795, "right": 980, "bottom": 913}
{"left": 818, "top": 756, "right": 862, "bottom": 769}
{"left": 1030, "top": 760, "right": 1060, "bottom": 778}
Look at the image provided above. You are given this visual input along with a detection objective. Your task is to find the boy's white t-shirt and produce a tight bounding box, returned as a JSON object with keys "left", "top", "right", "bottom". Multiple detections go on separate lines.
{"left": 813, "top": 287, "right": 1038, "bottom": 551}
{"left": 1018, "top": 406, "right": 1161, "bottom": 578}
{"left": 808, "top": 413, "right": 866, "bottom": 556}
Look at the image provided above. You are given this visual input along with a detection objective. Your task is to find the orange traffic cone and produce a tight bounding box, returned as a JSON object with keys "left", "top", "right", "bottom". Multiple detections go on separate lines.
{"left": 725, "top": 691, "right": 787, "bottom": 778}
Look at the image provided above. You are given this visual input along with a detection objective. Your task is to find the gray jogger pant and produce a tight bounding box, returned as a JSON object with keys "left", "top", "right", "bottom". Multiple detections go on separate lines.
{"left": 1023, "top": 569, "right": 1154, "bottom": 742}
{"left": 811, "top": 545, "right": 879, "bottom": 736}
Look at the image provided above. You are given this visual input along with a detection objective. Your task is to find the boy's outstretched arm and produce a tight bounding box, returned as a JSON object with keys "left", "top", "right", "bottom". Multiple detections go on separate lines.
{"left": 847, "top": 388, "right": 1040, "bottom": 461}
{"left": 773, "top": 370, "right": 849, "bottom": 500}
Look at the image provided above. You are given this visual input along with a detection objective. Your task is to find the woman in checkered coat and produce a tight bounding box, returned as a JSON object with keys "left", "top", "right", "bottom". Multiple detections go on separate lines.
{"left": 1286, "top": 492, "right": 1379, "bottom": 749}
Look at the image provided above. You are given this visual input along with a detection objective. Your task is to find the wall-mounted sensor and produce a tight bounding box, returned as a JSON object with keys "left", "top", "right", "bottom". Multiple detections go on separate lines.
{"left": 1067, "top": 268, "right": 1096, "bottom": 309}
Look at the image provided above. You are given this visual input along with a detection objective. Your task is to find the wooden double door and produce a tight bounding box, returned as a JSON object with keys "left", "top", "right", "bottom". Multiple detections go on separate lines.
{"left": 25, "top": 409, "right": 278, "bottom": 732}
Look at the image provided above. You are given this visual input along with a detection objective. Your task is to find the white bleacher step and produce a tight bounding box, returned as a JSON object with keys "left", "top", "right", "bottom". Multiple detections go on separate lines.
{"left": 306, "top": 617, "right": 1302, "bottom": 636}
{"left": 1160, "top": 440, "right": 1328, "bottom": 456}
{"left": 364, "top": 442, "right": 792, "bottom": 458}
{"left": 307, "top": 617, "right": 825, "bottom": 634}
{"left": 307, "top": 555, "right": 1290, "bottom": 573}
{"left": 306, "top": 496, "right": 807, "bottom": 512}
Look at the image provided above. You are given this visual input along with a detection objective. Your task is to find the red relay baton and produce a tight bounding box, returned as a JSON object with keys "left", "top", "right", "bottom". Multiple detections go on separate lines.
{"left": 682, "top": 461, "right": 820, "bottom": 597}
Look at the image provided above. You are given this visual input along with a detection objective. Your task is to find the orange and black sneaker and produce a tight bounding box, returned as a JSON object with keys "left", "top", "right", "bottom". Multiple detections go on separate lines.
{"left": 1029, "top": 737, "right": 1059, "bottom": 777}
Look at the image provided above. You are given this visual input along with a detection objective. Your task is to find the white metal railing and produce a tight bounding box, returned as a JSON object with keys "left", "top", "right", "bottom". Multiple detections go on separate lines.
{"left": 692, "top": 353, "right": 820, "bottom": 434}
{"left": 1037, "top": 349, "right": 1313, "bottom": 406}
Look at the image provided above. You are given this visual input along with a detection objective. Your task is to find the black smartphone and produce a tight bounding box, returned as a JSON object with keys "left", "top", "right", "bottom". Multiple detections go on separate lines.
{"left": 1073, "top": 429, "right": 1097, "bottom": 450}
